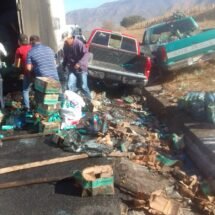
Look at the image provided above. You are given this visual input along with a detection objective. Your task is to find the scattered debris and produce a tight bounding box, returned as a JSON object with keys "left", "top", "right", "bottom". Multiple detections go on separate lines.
{"left": 0, "top": 77, "right": 214, "bottom": 215}
{"left": 149, "top": 190, "right": 181, "bottom": 215}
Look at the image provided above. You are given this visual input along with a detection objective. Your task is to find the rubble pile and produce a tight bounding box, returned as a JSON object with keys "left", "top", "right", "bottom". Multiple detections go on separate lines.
{"left": 0, "top": 77, "right": 214, "bottom": 214}
{"left": 89, "top": 92, "right": 214, "bottom": 215}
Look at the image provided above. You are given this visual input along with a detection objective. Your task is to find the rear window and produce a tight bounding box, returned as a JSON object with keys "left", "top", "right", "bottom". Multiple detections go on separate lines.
{"left": 149, "top": 18, "right": 199, "bottom": 44}
{"left": 91, "top": 31, "right": 137, "bottom": 53}
{"left": 121, "top": 37, "right": 137, "bottom": 52}
{"left": 109, "top": 34, "right": 122, "bottom": 48}
{"left": 153, "top": 18, "right": 197, "bottom": 35}
{"left": 91, "top": 32, "right": 109, "bottom": 46}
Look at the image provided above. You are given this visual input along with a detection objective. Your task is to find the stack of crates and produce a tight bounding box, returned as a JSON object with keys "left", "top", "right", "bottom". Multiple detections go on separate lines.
{"left": 34, "top": 77, "right": 61, "bottom": 133}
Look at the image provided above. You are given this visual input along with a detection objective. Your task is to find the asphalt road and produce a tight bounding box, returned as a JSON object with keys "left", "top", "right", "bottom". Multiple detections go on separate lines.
{"left": 0, "top": 136, "right": 121, "bottom": 215}
{"left": 0, "top": 182, "right": 120, "bottom": 215}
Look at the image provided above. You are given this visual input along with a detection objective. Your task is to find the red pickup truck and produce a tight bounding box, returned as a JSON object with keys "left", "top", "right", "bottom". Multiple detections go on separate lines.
{"left": 86, "top": 29, "right": 151, "bottom": 87}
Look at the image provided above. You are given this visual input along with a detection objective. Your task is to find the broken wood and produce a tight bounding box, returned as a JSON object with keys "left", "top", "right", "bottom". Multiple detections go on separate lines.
{"left": 114, "top": 159, "right": 173, "bottom": 199}
{"left": 109, "top": 151, "right": 135, "bottom": 158}
{"left": 149, "top": 190, "right": 181, "bottom": 215}
{"left": 144, "top": 85, "right": 163, "bottom": 92}
{"left": 2, "top": 132, "right": 52, "bottom": 142}
{"left": 82, "top": 165, "right": 113, "bottom": 181}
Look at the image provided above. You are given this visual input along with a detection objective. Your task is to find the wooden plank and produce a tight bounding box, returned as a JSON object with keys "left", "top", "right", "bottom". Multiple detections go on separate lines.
{"left": 0, "top": 175, "right": 70, "bottom": 190}
{"left": 0, "top": 152, "right": 132, "bottom": 175}
{"left": 0, "top": 154, "right": 89, "bottom": 175}
{"left": 2, "top": 132, "right": 52, "bottom": 142}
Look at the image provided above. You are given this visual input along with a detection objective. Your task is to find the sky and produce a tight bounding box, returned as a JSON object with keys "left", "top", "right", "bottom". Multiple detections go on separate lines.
{"left": 64, "top": 0, "right": 116, "bottom": 12}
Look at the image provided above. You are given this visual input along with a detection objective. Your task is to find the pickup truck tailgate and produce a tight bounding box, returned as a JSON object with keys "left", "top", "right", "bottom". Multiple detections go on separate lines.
{"left": 88, "top": 44, "right": 145, "bottom": 74}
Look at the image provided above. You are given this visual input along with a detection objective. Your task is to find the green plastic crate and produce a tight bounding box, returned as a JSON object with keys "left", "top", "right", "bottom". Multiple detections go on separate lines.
{"left": 35, "top": 91, "right": 59, "bottom": 105}
{"left": 34, "top": 77, "right": 61, "bottom": 94}
{"left": 37, "top": 103, "right": 60, "bottom": 116}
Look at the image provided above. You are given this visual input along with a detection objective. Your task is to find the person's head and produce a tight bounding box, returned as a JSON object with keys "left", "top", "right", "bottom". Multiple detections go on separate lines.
{"left": 29, "top": 35, "right": 41, "bottom": 45}
{"left": 18, "top": 34, "right": 28, "bottom": 45}
{"left": 65, "top": 35, "right": 75, "bottom": 46}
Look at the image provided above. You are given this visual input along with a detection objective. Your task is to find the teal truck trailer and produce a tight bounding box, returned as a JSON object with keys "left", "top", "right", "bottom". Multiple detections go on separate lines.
{"left": 141, "top": 13, "right": 215, "bottom": 71}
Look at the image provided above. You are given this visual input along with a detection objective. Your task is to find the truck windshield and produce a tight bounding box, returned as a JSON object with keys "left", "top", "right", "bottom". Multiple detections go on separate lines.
{"left": 149, "top": 18, "right": 198, "bottom": 44}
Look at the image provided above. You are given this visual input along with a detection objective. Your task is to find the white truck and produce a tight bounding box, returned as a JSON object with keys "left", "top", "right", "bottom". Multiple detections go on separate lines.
{"left": 0, "top": 0, "right": 67, "bottom": 93}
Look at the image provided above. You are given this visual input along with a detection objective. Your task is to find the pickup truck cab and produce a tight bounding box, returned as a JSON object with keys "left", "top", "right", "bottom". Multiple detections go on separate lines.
{"left": 141, "top": 14, "right": 215, "bottom": 71}
{"left": 87, "top": 29, "right": 151, "bottom": 86}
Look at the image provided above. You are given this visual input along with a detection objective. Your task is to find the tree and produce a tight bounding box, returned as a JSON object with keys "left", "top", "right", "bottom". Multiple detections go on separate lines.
{"left": 120, "top": 15, "right": 145, "bottom": 28}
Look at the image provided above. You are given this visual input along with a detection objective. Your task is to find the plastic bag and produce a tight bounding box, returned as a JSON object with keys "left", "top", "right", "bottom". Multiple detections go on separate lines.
{"left": 60, "top": 91, "right": 85, "bottom": 129}
{"left": 58, "top": 130, "right": 113, "bottom": 156}
{"left": 178, "top": 92, "right": 206, "bottom": 121}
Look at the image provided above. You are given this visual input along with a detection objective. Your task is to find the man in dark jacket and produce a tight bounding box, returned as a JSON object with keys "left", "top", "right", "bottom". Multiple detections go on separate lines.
{"left": 62, "top": 35, "right": 91, "bottom": 99}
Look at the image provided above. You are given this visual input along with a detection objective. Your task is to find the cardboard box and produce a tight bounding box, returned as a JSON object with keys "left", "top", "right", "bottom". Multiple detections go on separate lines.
{"left": 34, "top": 77, "right": 61, "bottom": 94}
{"left": 35, "top": 91, "right": 59, "bottom": 105}
{"left": 39, "top": 121, "right": 60, "bottom": 133}
{"left": 149, "top": 190, "right": 180, "bottom": 215}
{"left": 37, "top": 103, "right": 61, "bottom": 116}
{"left": 72, "top": 165, "right": 115, "bottom": 197}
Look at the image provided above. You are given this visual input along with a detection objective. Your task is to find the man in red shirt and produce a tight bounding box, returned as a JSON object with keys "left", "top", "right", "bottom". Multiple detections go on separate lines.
{"left": 14, "top": 34, "right": 31, "bottom": 110}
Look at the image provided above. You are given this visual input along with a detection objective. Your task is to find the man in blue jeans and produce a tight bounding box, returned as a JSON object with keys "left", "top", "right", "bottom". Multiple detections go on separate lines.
{"left": 62, "top": 35, "right": 91, "bottom": 99}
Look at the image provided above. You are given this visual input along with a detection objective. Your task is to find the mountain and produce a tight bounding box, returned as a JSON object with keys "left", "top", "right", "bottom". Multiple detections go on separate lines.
{"left": 66, "top": 0, "right": 215, "bottom": 31}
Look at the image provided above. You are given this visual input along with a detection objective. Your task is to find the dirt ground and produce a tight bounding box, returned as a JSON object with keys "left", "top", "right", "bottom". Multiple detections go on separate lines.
{"left": 159, "top": 60, "right": 215, "bottom": 99}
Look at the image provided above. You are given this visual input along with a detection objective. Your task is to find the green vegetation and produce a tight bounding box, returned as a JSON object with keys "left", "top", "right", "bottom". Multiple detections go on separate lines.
{"left": 120, "top": 15, "right": 145, "bottom": 28}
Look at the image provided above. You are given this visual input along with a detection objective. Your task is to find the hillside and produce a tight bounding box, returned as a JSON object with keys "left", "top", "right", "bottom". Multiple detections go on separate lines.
{"left": 124, "top": 4, "right": 215, "bottom": 41}
{"left": 66, "top": 0, "right": 215, "bottom": 31}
